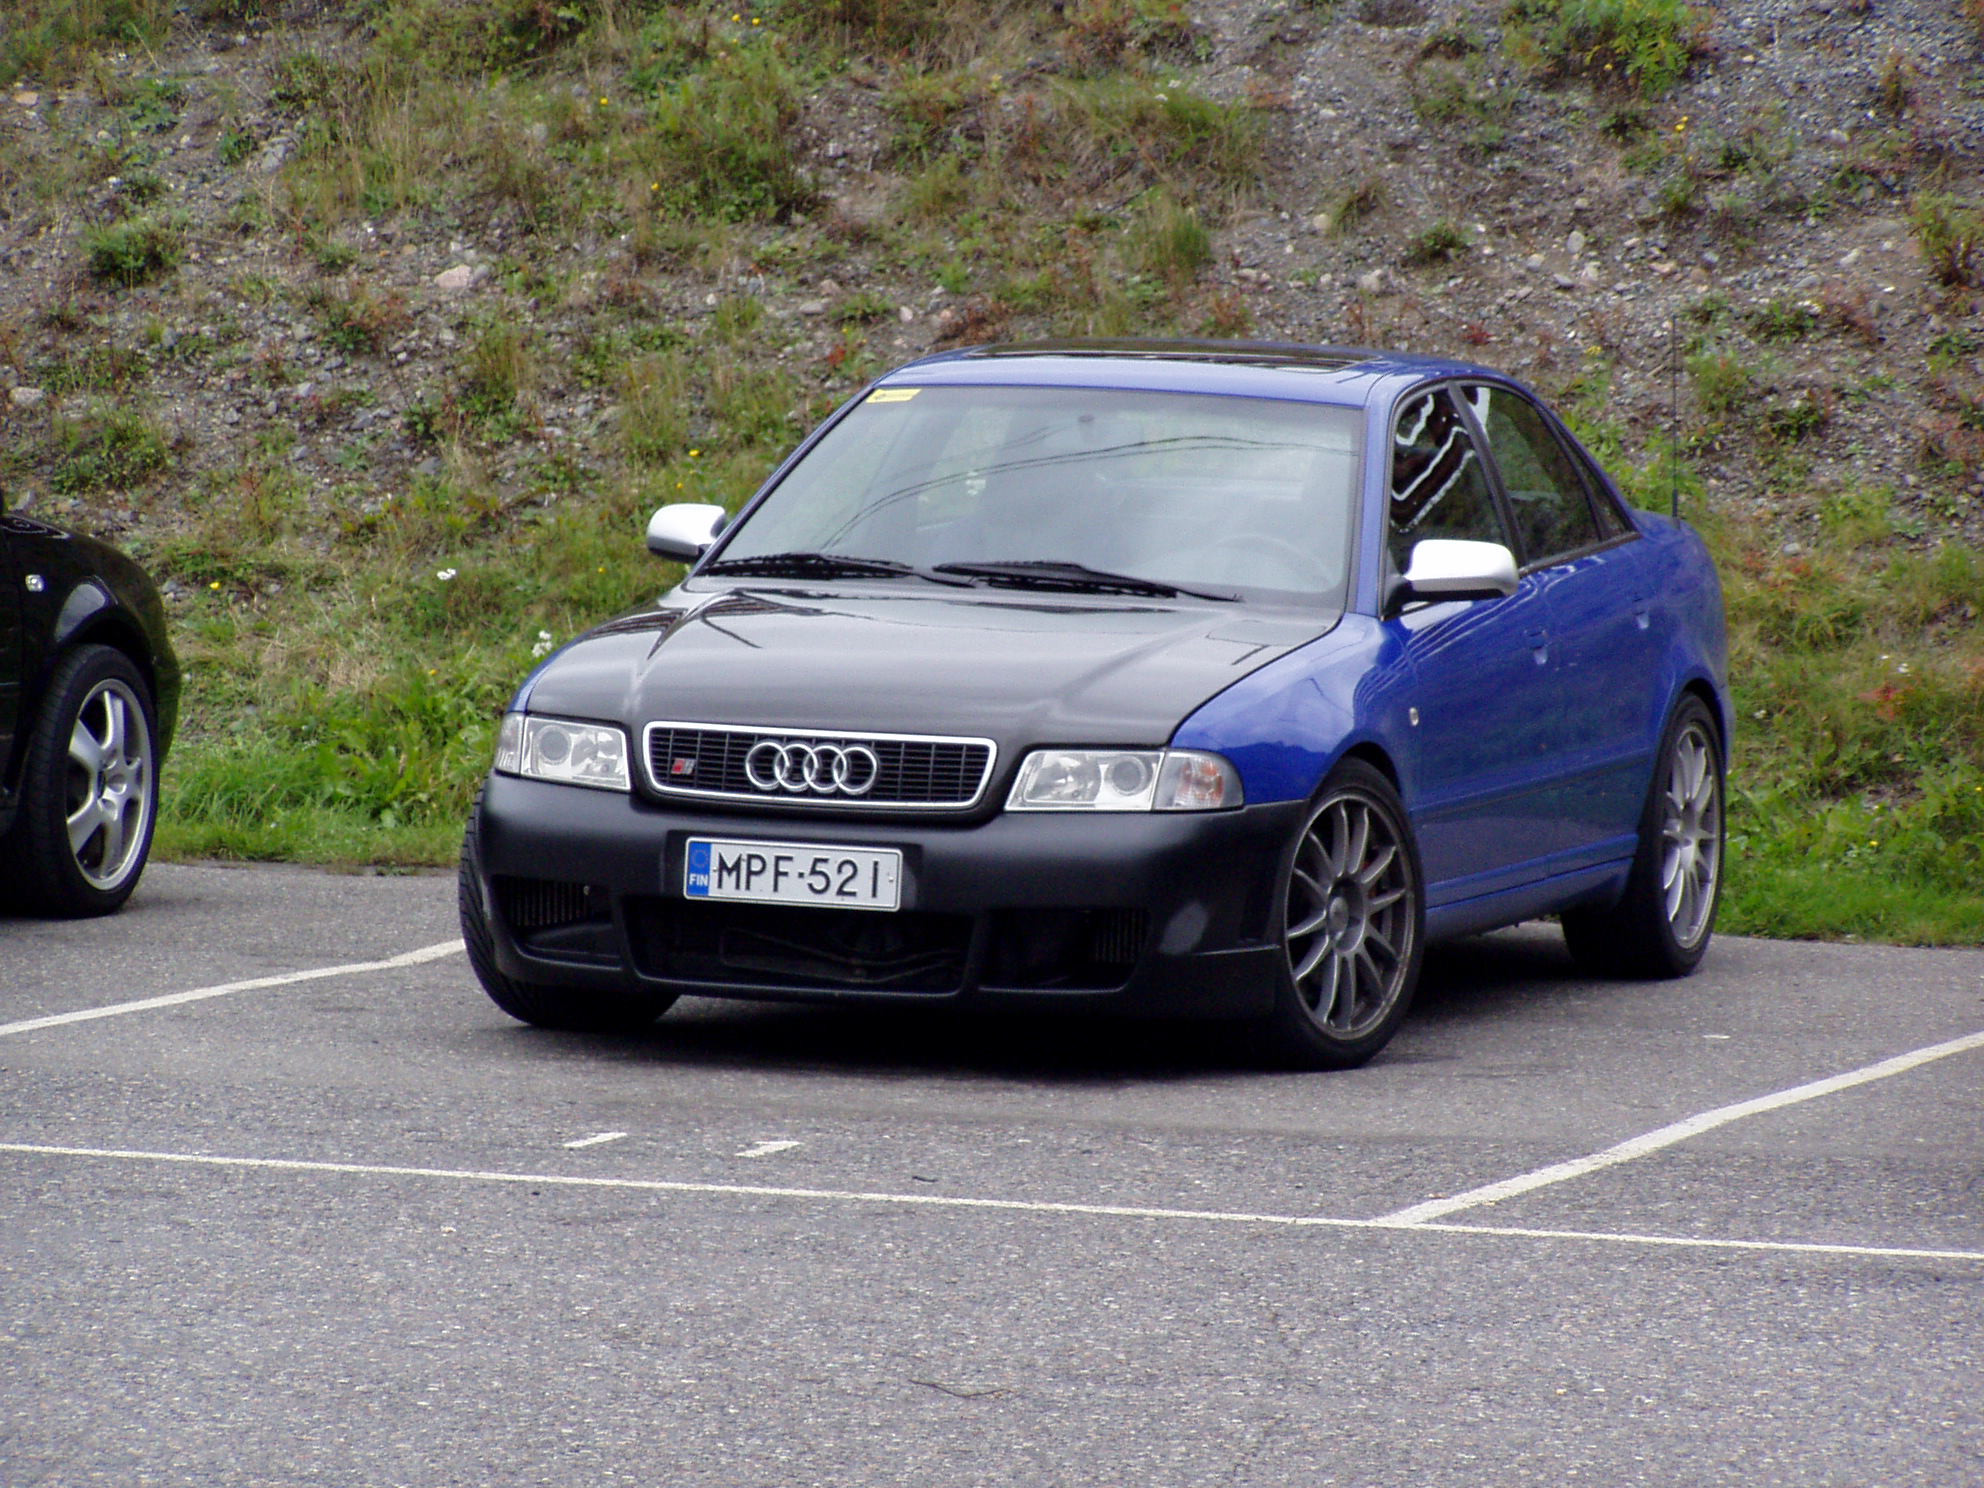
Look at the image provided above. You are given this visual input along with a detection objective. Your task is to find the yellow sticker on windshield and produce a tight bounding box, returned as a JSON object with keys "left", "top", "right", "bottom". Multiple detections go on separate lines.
{"left": 866, "top": 388, "right": 921, "bottom": 403}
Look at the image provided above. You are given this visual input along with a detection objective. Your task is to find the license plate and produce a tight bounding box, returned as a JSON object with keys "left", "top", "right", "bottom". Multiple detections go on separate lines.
{"left": 683, "top": 838, "right": 901, "bottom": 911}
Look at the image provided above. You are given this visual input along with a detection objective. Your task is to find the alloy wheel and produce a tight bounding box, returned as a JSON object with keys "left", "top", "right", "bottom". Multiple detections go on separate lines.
{"left": 64, "top": 678, "right": 153, "bottom": 892}
{"left": 1284, "top": 789, "right": 1417, "bottom": 1037}
{"left": 1660, "top": 719, "right": 1721, "bottom": 950}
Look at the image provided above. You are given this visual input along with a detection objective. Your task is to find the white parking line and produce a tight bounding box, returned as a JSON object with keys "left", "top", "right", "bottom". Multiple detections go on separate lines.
{"left": 2, "top": 1141, "right": 1979, "bottom": 1266}
{"left": 1378, "top": 1026, "right": 1984, "bottom": 1226}
{"left": 0, "top": 939, "right": 465, "bottom": 1039}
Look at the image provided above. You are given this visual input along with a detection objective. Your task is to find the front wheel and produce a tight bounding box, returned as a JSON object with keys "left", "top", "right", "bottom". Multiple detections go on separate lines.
{"left": 2, "top": 644, "right": 159, "bottom": 917}
{"left": 1254, "top": 760, "right": 1426, "bottom": 1070}
{"left": 458, "top": 800, "right": 676, "bottom": 1033}
{"left": 1563, "top": 696, "right": 1724, "bottom": 979}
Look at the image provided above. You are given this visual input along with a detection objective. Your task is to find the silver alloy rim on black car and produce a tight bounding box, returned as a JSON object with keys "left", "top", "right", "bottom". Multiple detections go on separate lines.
{"left": 64, "top": 678, "right": 152, "bottom": 891}
{"left": 1661, "top": 719, "right": 1722, "bottom": 950}
{"left": 1285, "top": 789, "right": 1416, "bottom": 1037}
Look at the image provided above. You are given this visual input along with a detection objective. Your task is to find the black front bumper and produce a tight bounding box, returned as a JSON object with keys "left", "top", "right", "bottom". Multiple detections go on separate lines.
{"left": 468, "top": 774, "right": 1304, "bottom": 1018}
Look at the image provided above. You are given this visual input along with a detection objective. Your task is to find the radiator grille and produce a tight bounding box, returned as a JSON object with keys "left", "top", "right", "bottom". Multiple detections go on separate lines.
{"left": 643, "top": 723, "right": 995, "bottom": 810}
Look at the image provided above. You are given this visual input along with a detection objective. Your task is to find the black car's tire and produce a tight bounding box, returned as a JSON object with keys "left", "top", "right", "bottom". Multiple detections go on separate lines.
{"left": 1562, "top": 696, "right": 1724, "bottom": 980}
{"left": 1254, "top": 759, "right": 1426, "bottom": 1070}
{"left": 2, "top": 644, "right": 160, "bottom": 917}
{"left": 458, "top": 800, "right": 675, "bottom": 1033}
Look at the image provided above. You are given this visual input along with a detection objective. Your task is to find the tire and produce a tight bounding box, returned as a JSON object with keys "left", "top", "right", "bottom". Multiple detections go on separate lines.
{"left": 2, "top": 644, "right": 159, "bottom": 917}
{"left": 458, "top": 797, "right": 676, "bottom": 1033}
{"left": 1254, "top": 759, "right": 1426, "bottom": 1070}
{"left": 1562, "top": 696, "right": 1724, "bottom": 979}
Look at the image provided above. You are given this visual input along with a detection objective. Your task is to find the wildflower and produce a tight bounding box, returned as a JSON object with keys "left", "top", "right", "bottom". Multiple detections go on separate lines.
{"left": 209, "top": 580, "right": 222, "bottom": 591}
{"left": 437, "top": 567, "right": 457, "bottom": 581}
{"left": 689, "top": 448, "right": 700, "bottom": 457}
{"left": 530, "top": 629, "right": 555, "bottom": 658}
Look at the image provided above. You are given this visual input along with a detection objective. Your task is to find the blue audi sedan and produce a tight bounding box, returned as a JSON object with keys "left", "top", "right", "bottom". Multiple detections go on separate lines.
{"left": 461, "top": 340, "right": 1728, "bottom": 1068}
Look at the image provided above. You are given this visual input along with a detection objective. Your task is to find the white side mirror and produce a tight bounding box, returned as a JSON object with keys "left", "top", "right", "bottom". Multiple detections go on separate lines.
{"left": 645, "top": 503, "right": 728, "bottom": 562}
{"left": 1400, "top": 539, "right": 1519, "bottom": 602}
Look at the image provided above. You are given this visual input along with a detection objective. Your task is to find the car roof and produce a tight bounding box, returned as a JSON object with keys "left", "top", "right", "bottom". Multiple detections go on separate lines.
{"left": 878, "top": 338, "right": 1505, "bottom": 408}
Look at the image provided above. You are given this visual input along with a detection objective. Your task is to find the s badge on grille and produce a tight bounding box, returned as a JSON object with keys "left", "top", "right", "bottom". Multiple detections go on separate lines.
{"left": 669, "top": 757, "right": 698, "bottom": 777}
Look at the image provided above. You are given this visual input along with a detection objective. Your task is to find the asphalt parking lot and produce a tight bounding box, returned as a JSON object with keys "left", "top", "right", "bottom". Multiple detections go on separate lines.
{"left": 4, "top": 862, "right": 1981, "bottom": 1487}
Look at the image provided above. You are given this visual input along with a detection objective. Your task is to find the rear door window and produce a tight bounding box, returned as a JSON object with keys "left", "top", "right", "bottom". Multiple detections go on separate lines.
{"left": 1460, "top": 384, "right": 1606, "bottom": 566}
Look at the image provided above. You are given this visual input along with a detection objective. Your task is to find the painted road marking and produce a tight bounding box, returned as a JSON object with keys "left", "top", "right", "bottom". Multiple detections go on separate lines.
{"left": 2, "top": 1141, "right": 1979, "bottom": 1266}
{"left": 564, "top": 1132, "right": 629, "bottom": 1150}
{"left": 737, "top": 1140, "right": 802, "bottom": 1159}
{"left": 0, "top": 940, "right": 465, "bottom": 1039}
{"left": 1378, "top": 1026, "right": 1984, "bottom": 1226}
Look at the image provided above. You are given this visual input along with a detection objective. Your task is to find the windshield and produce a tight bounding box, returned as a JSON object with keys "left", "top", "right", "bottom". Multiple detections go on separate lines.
{"left": 711, "top": 384, "right": 1364, "bottom": 604}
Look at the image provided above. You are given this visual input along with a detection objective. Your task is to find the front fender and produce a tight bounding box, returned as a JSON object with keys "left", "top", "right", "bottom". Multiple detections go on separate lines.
{"left": 1170, "top": 615, "right": 1414, "bottom": 806}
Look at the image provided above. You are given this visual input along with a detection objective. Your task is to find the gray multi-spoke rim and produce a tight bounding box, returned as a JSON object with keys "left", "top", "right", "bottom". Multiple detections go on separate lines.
{"left": 1284, "top": 790, "right": 1416, "bottom": 1038}
{"left": 63, "top": 678, "right": 153, "bottom": 891}
{"left": 1660, "top": 720, "right": 1721, "bottom": 950}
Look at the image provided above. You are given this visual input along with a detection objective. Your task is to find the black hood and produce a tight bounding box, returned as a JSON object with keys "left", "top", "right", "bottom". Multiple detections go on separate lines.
{"left": 522, "top": 584, "right": 1337, "bottom": 751}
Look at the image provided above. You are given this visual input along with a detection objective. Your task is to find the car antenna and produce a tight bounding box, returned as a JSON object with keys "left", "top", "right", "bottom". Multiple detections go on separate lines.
{"left": 1668, "top": 315, "right": 1681, "bottom": 524}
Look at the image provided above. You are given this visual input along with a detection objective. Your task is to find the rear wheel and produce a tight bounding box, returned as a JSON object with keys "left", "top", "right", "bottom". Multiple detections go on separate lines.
{"left": 1255, "top": 760, "right": 1425, "bottom": 1070}
{"left": 458, "top": 799, "right": 675, "bottom": 1033}
{"left": 1563, "top": 696, "right": 1724, "bottom": 979}
{"left": 2, "top": 644, "right": 159, "bottom": 917}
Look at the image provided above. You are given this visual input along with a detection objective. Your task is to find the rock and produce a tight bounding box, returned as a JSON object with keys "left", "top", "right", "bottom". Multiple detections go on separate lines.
{"left": 255, "top": 140, "right": 289, "bottom": 174}
{"left": 1356, "top": 269, "right": 1385, "bottom": 294}
{"left": 434, "top": 264, "right": 485, "bottom": 292}
{"left": 797, "top": 299, "right": 828, "bottom": 316}
{"left": 13, "top": 91, "right": 39, "bottom": 108}
{"left": 1839, "top": 247, "right": 1862, "bottom": 267}
{"left": 1566, "top": 229, "right": 1587, "bottom": 256}
{"left": 897, "top": 305, "right": 915, "bottom": 322}
{"left": 9, "top": 385, "right": 47, "bottom": 409}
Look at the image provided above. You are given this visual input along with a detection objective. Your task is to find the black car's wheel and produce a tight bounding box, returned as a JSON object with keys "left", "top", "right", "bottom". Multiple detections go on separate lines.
{"left": 458, "top": 800, "right": 675, "bottom": 1033}
{"left": 1256, "top": 759, "right": 1426, "bottom": 1070}
{"left": 1563, "top": 696, "right": 1724, "bottom": 979}
{"left": 2, "top": 644, "right": 159, "bottom": 917}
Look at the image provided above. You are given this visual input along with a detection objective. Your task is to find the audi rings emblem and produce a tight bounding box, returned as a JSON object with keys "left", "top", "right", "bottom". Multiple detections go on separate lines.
{"left": 745, "top": 739, "right": 882, "bottom": 797}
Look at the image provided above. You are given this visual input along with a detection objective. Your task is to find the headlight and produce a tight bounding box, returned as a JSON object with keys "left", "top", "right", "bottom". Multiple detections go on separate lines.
{"left": 493, "top": 713, "right": 630, "bottom": 792}
{"left": 1005, "top": 749, "right": 1243, "bottom": 812}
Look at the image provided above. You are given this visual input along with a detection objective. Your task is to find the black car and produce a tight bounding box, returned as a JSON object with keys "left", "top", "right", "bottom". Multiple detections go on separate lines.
{"left": 0, "top": 492, "right": 179, "bottom": 916}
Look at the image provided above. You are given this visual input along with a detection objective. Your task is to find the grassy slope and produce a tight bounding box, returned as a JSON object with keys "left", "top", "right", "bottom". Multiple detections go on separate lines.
{"left": 3, "top": 0, "right": 1981, "bottom": 942}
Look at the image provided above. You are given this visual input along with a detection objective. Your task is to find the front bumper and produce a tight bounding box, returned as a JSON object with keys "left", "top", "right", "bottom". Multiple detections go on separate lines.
{"left": 468, "top": 773, "right": 1304, "bottom": 1018}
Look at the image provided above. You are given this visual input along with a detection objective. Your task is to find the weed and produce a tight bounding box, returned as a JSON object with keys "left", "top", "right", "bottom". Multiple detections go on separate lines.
{"left": 1908, "top": 191, "right": 1982, "bottom": 289}
{"left": 1504, "top": 0, "right": 1703, "bottom": 97}
{"left": 1875, "top": 47, "right": 1917, "bottom": 117}
{"left": 1321, "top": 178, "right": 1384, "bottom": 235}
{"left": 1404, "top": 220, "right": 1468, "bottom": 264}
{"left": 216, "top": 127, "right": 257, "bottom": 168}
{"left": 310, "top": 283, "right": 410, "bottom": 356}
{"left": 81, "top": 214, "right": 182, "bottom": 287}
{"left": 618, "top": 352, "right": 690, "bottom": 466}
{"left": 1125, "top": 191, "right": 1210, "bottom": 287}
{"left": 647, "top": 47, "right": 818, "bottom": 221}
{"left": 1057, "top": 0, "right": 1204, "bottom": 74}
{"left": 49, "top": 402, "right": 172, "bottom": 494}
{"left": 1686, "top": 348, "right": 1749, "bottom": 419}
{"left": 0, "top": 0, "right": 171, "bottom": 85}
{"left": 1747, "top": 297, "right": 1818, "bottom": 341}
{"left": 831, "top": 289, "right": 894, "bottom": 325}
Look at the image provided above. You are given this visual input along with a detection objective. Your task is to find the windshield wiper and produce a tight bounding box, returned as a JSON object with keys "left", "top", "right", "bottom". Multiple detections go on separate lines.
{"left": 931, "top": 560, "right": 1237, "bottom": 602}
{"left": 702, "top": 550, "right": 930, "bottom": 581}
